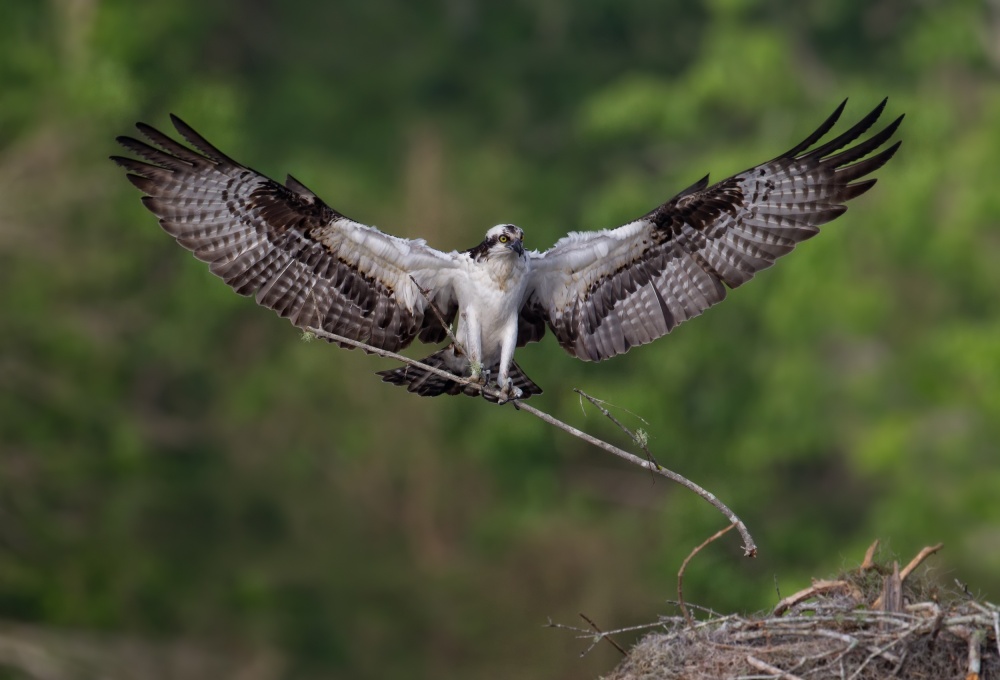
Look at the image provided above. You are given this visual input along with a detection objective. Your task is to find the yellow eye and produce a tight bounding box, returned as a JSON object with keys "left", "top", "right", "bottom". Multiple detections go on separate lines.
{"left": 499, "top": 235, "right": 509, "bottom": 243}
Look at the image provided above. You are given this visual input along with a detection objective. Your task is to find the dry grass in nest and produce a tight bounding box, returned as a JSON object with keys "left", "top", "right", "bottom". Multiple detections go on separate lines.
{"left": 575, "top": 540, "right": 998, "bottom": 680}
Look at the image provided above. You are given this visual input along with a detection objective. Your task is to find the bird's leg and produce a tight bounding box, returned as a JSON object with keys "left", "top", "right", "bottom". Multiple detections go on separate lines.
{"left": 462, "top": 312, "right": 486, "bottom": 386}
{"left": 495, "top": 321, "right": 522, "bottom": 405}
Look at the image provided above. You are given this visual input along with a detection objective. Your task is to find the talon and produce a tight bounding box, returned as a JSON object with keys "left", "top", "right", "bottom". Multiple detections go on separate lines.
{"left": 470, "top": 369, "right": 493, "bottom": 399}
{"left": 495, "top": 379, "right": 522, "bottom": 405}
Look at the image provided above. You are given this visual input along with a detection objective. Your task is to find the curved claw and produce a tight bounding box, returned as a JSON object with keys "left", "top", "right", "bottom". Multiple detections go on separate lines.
{"left": 469, "top": 370, "right": 492, "bottom": 400}
{"left": 495, "top": 379, "right": 523, "bottom": 405}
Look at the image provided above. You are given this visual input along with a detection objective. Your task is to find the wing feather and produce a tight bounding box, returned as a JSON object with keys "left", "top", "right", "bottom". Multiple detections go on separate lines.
{"left": 526, "top": 100, "right": 903, "bottom": 361}
{"left": 112, "top": 117, "right": 460, "bottom": 352}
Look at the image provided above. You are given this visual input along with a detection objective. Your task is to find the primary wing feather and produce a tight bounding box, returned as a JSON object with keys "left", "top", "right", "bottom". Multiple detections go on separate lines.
{"left": 112, "top": 116, "right": 460, "bottom": 351}
{"left": 526, "top": 99, "right": 902, "bottom": 361}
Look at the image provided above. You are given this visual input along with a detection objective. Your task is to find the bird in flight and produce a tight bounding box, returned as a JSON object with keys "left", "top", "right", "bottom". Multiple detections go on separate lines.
{"left": 113, "top": 100, "right": 901, "bottom": 404}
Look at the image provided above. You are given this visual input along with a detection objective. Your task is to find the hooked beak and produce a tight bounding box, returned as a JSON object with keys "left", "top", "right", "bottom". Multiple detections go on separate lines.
{"left": 507, "top": 240, "right": 524, "bottom": 256}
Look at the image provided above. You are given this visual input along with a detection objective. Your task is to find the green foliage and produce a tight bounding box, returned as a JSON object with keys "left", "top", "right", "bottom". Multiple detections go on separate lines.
{"left": 2, "top": 1, "right": 999, "bottom": 678}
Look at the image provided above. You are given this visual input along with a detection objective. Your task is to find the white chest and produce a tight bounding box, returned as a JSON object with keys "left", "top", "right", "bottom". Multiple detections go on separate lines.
{"left": 453, "top": 255, "right": 530, "bottom": 354}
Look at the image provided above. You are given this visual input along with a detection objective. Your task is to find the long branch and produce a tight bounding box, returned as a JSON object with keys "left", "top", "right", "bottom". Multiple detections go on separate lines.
{"left": 304, "top": 326, "right": 757, "bottom": 557}
{"left": 513, "top": 399, "right": 755, "bottom": 556}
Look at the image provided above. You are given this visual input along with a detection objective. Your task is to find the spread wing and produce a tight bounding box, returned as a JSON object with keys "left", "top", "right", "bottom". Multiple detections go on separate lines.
{"left": 112, "top": 116, "right": 461, "bottom": 352}
{"left": 525, "top": 99, "right": 903, "bottom": 361}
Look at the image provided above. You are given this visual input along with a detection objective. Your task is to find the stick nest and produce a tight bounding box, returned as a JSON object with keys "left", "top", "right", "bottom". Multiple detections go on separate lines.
{"left": 606, "top": 543, "right": 999, "bottom": 680}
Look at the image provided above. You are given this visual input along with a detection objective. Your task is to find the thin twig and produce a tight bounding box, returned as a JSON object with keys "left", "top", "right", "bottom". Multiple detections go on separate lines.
{"left": 860, "top": 539, "right": 880, "bottom": 571}
{"left": 545, "top": 618, "right": 664, "bottom": 639}
{"left": 899, "top": 542, "right": 943, "bottom": 581}
{"left": 677, "top": 524, "right": 737, "bottom": 626}
{"left": 574, "top": 389, "right": 660, "bottom": 470}
{"left": 968, "top": 629, "right": 984, "bottom": 679}
{"left": 305, "top": 325, "right": 757, "bottom": 557}
{"left": 773, "top": 580, "right": 856, "bottom": 617}
{"left": 745, "top": 655, "right": 806, "bottom": 680}
{"left": 661, "top": 601, "right": 727, "bottom": 619}
{"left": 544, "top": 617, "right": 587, "bottom": 634}
{"left": 589, "top": 621, "right": 671, "bottom": 637}
{"left": 846, "top": 631, "right": 909, "bottom": 680}
{"left": 579, "top": 612, "right": 627, "bottom": 656}
{"left": 574, "top": 391, "right": 649, "bottom": 426}
{"left": 409, "top": 275, "right": 464, "bottom": 350}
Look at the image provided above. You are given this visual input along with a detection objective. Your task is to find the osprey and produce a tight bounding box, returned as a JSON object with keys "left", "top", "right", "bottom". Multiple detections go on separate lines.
{"left": 113, "top": 100, "right": 901, "bottom": 404}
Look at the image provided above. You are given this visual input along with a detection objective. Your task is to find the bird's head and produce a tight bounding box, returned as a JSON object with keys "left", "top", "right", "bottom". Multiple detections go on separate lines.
{"left": 473, "top": 224, "right": 525, "bottom": 260}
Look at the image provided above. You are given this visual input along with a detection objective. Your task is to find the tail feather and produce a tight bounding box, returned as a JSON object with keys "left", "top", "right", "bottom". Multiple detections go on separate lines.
{"left": 376, "top": 348, "right": 466, "bottom": 397}
{"left": 376, "top": 348, "right": 542, "bottom": 401}
{"left": 504, "top": 361, "right": 543, "bottom": 401}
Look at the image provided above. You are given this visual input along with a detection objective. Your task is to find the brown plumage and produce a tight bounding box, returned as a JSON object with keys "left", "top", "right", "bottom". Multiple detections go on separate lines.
{"left": 113, "top": 100, "right": 902, "bottom": 401}
{"left": 525, "top": 99, "right": 902, "bottom": 362}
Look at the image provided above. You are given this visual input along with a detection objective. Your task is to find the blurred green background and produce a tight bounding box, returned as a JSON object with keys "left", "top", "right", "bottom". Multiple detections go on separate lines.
{"left": 3, "top": 1, "right": 1000, "bottom": 678}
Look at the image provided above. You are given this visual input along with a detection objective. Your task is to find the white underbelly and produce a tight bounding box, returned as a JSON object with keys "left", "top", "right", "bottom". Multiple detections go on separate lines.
{"left": 453, "top": 260, "right": 529, "bottom": 364}
{"left": 461, "top": 299, "right": 516, "bottom": 360}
